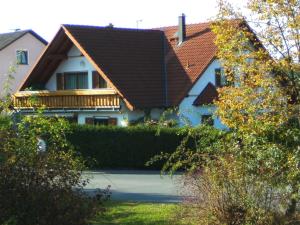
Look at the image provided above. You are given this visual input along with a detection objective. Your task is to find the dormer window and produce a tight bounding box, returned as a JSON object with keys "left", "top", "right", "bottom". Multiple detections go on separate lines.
{"left": 16, "top": 50, "right": 28, "bottom": 65}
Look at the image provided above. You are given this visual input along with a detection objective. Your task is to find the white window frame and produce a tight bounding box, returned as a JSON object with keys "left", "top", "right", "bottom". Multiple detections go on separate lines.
{"left": 16, "top": 49, "right": 29, "bottom": 65}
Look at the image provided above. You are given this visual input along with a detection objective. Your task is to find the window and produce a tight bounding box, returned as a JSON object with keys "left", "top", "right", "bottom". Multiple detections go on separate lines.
{"left": 92, "top": 71, "right": 107, "bottom": 89}
{"left": 16, "top": 50, "right": 28, "bottom": 65}
{"left": 56, "top": 72, "right": 88, "bottom": 90}
{"left": 85, "top": 117, "right": 117, "bottom": 126}
{"left": 215, "top": 68, "right": 227, "bottom": 87}
{"left": 65, "top": 115, "right": 78, "bottom": 124}
{"left": 65, "top": 72, "right": 88, "bottom": 89}
{"left": 94, "top": 118, "right": 109, "bottom": 126}
{"left": 202, "top": 115, "right": 214, "bottom": 126}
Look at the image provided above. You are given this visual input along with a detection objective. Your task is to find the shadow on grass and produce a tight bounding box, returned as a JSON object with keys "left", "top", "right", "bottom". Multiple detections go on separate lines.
{"left": 91, "top": 201, "right": 185, "bottom": 225}
{"left": 84, "top": 189, "right": 182, "bottom": 203}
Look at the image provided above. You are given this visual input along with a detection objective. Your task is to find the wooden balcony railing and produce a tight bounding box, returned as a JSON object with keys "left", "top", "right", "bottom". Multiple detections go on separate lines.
{"left": 13, "top": 89, "right": 120, "bottom": 109}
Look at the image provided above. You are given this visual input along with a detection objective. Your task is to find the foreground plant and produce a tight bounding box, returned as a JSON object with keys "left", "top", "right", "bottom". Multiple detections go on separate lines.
{"left": 0, "top": 108, "right": 107, "bottom": 225}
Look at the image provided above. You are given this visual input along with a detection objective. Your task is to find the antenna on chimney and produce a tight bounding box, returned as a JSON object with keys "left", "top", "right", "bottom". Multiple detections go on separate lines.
{"left": 10, "top": 28, "right": 21, "bottom": 32}
{"left": 106, "top": 23, "right": 114, "bottom": 28}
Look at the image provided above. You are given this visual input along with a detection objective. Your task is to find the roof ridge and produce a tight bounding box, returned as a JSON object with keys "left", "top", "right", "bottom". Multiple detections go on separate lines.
{"left": 62, "top": 24, "right": 163, "bottom": 33}
{"left": 0, "top": 29, "right": 29, "bottom": 36}
{"left": 0, "top": 29, "right": 47, "bottom": 51}
{"left": 153, "top": 21, "right": 213, "bottom": 30}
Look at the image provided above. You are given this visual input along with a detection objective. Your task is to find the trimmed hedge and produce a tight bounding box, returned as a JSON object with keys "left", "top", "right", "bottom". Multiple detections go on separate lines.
{"left": 67, "top": 125, "right": 186, "bottom": 170}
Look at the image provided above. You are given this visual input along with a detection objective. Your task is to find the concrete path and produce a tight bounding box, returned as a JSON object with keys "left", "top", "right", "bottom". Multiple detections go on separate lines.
{"left": 83, "top": 170, "right": 183, "bottom": 203}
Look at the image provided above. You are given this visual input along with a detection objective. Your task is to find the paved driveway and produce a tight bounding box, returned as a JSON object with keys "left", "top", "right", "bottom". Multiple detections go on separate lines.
{"left": 83, "top": 170, "right": 183, "bottom": 203}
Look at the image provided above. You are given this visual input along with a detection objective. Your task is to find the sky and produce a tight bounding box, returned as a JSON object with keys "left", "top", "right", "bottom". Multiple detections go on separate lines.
{"left": 0, "top": 0, "right": 245, "bottom": 42}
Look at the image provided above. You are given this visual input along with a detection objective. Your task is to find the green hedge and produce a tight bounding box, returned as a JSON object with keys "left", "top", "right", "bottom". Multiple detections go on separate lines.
{"left": 67, "top": 125, "right": 186, "bottom": 170}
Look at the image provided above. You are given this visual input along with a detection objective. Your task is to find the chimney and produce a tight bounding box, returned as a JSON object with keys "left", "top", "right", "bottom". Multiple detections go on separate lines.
{"left": 178, "top": 13, "right": 186, "bottom": 45}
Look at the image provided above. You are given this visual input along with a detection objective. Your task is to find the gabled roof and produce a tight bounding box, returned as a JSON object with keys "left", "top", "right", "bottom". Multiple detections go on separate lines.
{"left": 193, "top": 82, "right": 218, "bottom": 106}
{"left": 20, "top": 22, "right": 218, "bottom": 110}
{"left": 0, "top": 30, "right": 47, "bottom": 50}
{"left": 64, "top": 25, "right": 166, "bottom": 109}
{"left": 20, "top": 25, "right": 166, "bottom": 110}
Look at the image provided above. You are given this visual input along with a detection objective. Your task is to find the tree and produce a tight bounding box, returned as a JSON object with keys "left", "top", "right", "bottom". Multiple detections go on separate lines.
{"left": 155, "top": 1, "right": 300, "bottom": 223}
{"left": 212, "top": 0, "right": 300, "bottom": 218}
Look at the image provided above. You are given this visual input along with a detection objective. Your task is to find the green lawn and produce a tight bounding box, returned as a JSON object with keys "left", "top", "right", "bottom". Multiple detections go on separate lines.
{"left": 91, "top": 201, "right": 191, "bottom": 225}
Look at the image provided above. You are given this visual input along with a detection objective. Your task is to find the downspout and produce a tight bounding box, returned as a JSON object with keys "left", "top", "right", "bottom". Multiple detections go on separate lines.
{"left": 162, "top": 34, "right": 168, "bottom": 107}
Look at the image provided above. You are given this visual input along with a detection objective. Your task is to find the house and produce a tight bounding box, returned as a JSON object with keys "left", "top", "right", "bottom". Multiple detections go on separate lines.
{"left": 14, "top": 15, "right": 227, "bottom": 128}
{"left": 0, "top": 29, "right": 47, "bottom": 94}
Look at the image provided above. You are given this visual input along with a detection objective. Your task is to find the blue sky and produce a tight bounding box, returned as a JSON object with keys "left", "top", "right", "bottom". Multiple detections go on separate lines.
{"left": 0, "top": 0, "right": 244, "bottom": 41}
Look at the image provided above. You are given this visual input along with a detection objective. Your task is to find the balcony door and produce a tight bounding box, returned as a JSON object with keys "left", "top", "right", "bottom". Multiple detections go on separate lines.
{"left": 65, "top": 72, "right": 88, "bottom": 89}
{"left": 56, "top": 72, "right": 88, "bottom": 90}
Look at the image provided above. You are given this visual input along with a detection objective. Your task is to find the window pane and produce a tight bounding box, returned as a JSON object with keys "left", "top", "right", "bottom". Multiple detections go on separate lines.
{"left": 21, "top": 51, "right": 27, "bottom": 64}
{"left": 99, "top": 76, "right": 107, "bottom": 88}
{"left": 77, "top": 73, "right": 88, "bottom": 89}
{"left": 94, "top": 118, "right": 109, "bottom": 126}
{"left": 220, "top": 68, "right": 227, "bottom": 86}
{"left": 215, "top": 68, "right": 221, "bottom": 87}
{"left": 16, "top": 51, "right": 21, "bottom": 64}
{"left": 65, "top": 74, "right": 77, "bottom": 89}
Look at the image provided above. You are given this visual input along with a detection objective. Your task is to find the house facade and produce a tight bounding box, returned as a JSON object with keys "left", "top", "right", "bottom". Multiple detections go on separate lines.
{"left": 14, "top": 15, "right": 227, "bottom": 129}
{"left": 0, "top": 30, "right": 47, "bottom": 94}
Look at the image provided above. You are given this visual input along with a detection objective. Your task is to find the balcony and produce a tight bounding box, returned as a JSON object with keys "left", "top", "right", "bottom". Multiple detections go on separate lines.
{"left": 13, "top": 89, "right": 120, "bottom": 110}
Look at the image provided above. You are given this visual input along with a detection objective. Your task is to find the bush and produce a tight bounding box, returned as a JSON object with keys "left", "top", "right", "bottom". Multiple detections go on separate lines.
{"left": 67, "top": 125, "right": 186, "bottom": 169}
{"left": 0, "top": 112, "right": 107, "bottom": 225}
{"left": 161, "top": 125, "right": 300, "bottom": 225}
{"left": 181, "top": 163, "right": 292, "bottom": 225}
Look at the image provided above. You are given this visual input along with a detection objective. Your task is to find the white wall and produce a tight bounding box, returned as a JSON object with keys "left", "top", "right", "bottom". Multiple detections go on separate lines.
{"left": 178, "top": 59, "right": 227, "bottom": 129}
{"left": 0, "top": 32, "right": 46, "bottom": 94}
{"left": 46, "top": 45, "right": 96, "bottom": 90}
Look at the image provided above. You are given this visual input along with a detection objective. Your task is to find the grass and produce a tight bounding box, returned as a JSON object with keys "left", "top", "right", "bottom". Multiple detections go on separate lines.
{"left": 91, "top": 201, "right": 191, "bottom": 225}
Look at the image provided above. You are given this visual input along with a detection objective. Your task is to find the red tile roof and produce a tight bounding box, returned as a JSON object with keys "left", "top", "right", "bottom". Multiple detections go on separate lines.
{"left": 20, "top": 22, "right": 218, "bottom": 110}
{"left": 193, "top": 82, "right": 218, "bottom": 106}
{"left": 160, "top": 22, "right": 217, "bottom": 106}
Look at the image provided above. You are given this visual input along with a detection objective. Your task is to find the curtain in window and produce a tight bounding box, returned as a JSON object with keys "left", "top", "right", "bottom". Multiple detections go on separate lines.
{"left": 77, "top": 73, "right": 88, "bottom": 89}
{"left": 20, "top": 51, "right": 27, "bottom": 64}
{"left": 64, "top": 72, "right": 88, "bottom": 89}
{"left": 65, "top": 74, "right": 77, "bottom": 89}
{"left": 17, "top": 50, "right": 28, "bottom": 64}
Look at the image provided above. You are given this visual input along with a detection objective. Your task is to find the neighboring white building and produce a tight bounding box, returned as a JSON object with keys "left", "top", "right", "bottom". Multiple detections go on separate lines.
{"left": 14, "top": 15, "right": 228, "bottom": 129}
{"left": 0, "top": 30, "right": 47, "bottom": 94}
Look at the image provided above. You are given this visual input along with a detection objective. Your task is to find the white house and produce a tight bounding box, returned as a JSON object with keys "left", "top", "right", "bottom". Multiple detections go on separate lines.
{"left": 0, "top": 30, "right": 47, "bottom": 94}
{"left": 14, "top": 15, "right": 228, "bottom": 129}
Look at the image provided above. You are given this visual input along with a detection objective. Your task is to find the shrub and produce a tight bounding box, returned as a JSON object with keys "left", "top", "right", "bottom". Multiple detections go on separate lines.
{"left": 67, "top": 125, "right": 186, "bottom": 169}
{"left": 0, "top": 112, "right": 107, "bottom": 225}
{"left": 160, "top": 125, "right": 300, "bottom": 225}
{"left": 181, "top": 163, "right": 292, "bottom": 225}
